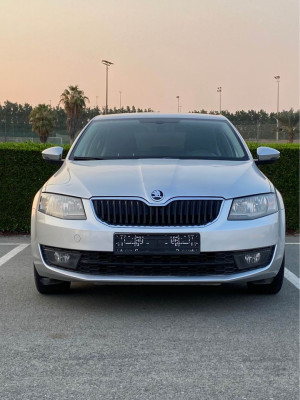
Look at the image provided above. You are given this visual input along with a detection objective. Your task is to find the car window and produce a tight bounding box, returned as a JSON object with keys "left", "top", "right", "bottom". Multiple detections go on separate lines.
{"left": 71, "top": 118, "right": 248, "bottom": 160}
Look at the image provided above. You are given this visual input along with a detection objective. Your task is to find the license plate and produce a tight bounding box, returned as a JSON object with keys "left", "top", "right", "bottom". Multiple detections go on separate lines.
{"left": 114, "top": 233, "right": 200, "bottom": 255}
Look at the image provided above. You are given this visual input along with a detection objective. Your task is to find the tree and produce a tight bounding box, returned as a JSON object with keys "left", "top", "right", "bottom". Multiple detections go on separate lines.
{"left": 29, "top": 104, "right": 55, "bottom": 143}
{"left": 277, "top": 109, "right": 300, "bottom": 143}
{"left": 59, "top": 85, "right": 89, "bottom": 143}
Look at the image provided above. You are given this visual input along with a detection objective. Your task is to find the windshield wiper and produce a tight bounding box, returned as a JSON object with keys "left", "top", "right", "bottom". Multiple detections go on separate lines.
{"left": 73, "top": 156, "right": 104, "bottom": 160}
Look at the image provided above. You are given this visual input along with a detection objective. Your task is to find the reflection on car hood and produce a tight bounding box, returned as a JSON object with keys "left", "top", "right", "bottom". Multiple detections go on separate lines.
{"left": 45, "top": 159, "right": 271, "bottom": 201}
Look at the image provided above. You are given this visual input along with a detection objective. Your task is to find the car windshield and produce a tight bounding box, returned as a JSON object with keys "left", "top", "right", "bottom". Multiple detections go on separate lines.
{"left": 71, "top": 118, "right": 248, "bottom": 161}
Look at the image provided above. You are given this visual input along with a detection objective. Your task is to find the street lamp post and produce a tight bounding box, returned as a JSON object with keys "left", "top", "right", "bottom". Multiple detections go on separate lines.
{"left": 119, "top": 91, "right": 122, "bottom": 109}
{"left": 1, "top": 119, "right": 6, "bottom": 142}
{"left": 274, "top": 76, "right": 280, "bottom": 141}
{"left": 176, "top": 96, "right": 180, "bottom": 112}
{"left": 101, "top": 60, "right": 114, "bottom": 114}
{"left": 217, "top": 87, "right": 222, "bottom": 114}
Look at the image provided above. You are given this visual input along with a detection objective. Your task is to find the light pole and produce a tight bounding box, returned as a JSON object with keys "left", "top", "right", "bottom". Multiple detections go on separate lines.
{"left": 1, "top": 119, "right": 6, "bottom": 142}
{"left": 96, "top": 96, "right": 98, "bottom": 108}
{"left": 176, "top": 96, "right": 180, "bottom": 112}
{"left": 119, "top": 91, "right": 122, "bottom": 109}
{"left": 101, "top": 59, "right": 114, "bottom": 114}
{"left": 274, "top": 75, "right": 280, "bottom": 141}
{"left": 217, "top": 87, "right": 222, "bottom": 114}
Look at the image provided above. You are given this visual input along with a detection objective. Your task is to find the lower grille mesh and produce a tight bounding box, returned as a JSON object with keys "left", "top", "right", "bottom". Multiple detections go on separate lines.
{"left": 77, "top": 252, "right": 237, "bottom": 276}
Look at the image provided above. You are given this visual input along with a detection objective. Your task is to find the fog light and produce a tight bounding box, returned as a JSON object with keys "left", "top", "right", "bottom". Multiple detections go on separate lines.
{"left": 54, "top": 252, "right": 70, "bottom": 264}
{"left": 42, "top": 246, "right": 81, "bottom": 269}
{"left": 245, "top": 253, "right": 261, "bottom": 264}
{"left": 234, "top": 247, "right": 274, "bottom": 270}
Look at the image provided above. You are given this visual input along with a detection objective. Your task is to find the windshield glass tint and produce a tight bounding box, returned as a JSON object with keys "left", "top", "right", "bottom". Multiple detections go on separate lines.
{"left": 72, "top": 118, "right": 248, "bottom": 160}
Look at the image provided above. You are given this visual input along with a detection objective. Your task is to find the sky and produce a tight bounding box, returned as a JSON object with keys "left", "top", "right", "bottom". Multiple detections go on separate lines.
{"left": 0, "top": 0, "right": 299, "bottom": 113}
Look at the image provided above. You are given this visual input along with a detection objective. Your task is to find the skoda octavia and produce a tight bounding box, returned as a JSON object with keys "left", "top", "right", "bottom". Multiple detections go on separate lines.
{"left": 31, "top": 114, "right": 285, "bottom": 294}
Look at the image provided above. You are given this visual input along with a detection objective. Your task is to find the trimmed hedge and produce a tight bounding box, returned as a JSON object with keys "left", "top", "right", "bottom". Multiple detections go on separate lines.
{"left": 0, "top": 143, "right": 70, "bottom": 233}
{"left": 247, "top": 143, "right": 299, "bottom": 232}
{"left": 0, "top": 142, "right": 299, "bottom": 233}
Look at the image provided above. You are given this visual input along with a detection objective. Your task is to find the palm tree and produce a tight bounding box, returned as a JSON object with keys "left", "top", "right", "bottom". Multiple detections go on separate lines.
{"left": 277, "top": 109, "right": 300, "bottom": 143}
{"left": 59, "top": 85, "right": 89, "bottom": 143}
{"left": 29, "top": 104, "right": 55, "bottom": 143}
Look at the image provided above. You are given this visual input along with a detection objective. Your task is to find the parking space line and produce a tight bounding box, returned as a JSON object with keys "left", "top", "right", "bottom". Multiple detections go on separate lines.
{"left": 285, "top": 268, "right": 300, "bottom": 290}
{"left": 0, "top": 244, "right": 30, "bottom": 267}
{"left": 0, "top": 243, "right": 29, "bottom": 246}
{"left": 286, "top": 243, "right": 300, "bottom": 245}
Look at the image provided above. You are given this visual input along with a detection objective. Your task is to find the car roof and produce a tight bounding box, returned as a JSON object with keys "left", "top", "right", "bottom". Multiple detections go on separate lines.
{"left": 92, "top": 113, "right": 227, "bottom": 121}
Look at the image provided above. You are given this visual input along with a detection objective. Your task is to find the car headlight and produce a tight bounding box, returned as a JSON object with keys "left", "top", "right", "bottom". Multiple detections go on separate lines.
{"left": 38, "top": 193, "right": 86, "bottom": 220}
{"left": 228, "top": 193, "right": 278, "bottom": 220}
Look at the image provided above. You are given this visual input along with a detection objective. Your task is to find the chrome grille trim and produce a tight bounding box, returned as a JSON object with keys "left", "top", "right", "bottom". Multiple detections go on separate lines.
{"left": 91, "top": 197, "right": 223, "bottom": 227}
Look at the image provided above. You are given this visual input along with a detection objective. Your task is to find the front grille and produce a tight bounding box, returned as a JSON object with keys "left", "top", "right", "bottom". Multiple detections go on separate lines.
{"left": 92, "top": 199, "right": 222, "bottom": 226}
{"left": 41, "top": 246, "right": 275, "bottom": 277}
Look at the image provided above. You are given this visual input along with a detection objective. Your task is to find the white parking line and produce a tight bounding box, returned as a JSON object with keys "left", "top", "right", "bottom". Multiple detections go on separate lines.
{"left": 0, "top": 244, "right": 29, "bottom": 267}
{"left": 0, "top": 243, "right": 29, "bottom": 246}
{"left": 285, "top": 268, "right": 300, "bottom": 290}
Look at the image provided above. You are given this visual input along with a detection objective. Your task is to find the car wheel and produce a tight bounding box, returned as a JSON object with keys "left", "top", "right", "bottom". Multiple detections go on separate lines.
{"left": 247, "top": 255, "right": 285, "bottom": 295}
{"left": 34, "top": 265, "right": 71, "bottom": 294}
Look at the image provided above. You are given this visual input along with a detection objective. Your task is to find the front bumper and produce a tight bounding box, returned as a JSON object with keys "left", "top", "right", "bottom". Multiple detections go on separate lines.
{"left": 31, "top": 197, "right": 285, "bottom": 284}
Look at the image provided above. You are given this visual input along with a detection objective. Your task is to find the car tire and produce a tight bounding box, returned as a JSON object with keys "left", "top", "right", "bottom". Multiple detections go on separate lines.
{"left": 247, "top": 255, "right": 285, "bottom": 295}
{"left": 34, "top": 265, "right": 71, "bottom": 294}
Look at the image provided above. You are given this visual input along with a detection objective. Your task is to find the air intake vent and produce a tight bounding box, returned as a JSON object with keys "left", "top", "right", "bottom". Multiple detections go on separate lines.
{"left": 92, "top": 199, "right": 222, "bottom": 226}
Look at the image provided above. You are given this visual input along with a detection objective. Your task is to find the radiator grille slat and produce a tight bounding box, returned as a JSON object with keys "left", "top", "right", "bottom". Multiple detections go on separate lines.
{"left": 92, "top": 198, "right": 222, "bottom": 226}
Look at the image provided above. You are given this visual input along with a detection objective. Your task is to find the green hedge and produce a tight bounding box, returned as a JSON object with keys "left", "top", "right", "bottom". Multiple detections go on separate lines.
{"left": 0, "top": 143, "right": 70, "bottom": 233}
{"left": 247, "top": 143, "right": 299, "bottom": 232}
{"left": 0, "top": 142, "right": 299, "bottom": 233}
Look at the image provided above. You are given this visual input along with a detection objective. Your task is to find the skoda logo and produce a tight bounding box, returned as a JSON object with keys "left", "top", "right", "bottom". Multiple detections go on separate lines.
{"left": 151, "top": 190, "right": 164, "bottom": 201}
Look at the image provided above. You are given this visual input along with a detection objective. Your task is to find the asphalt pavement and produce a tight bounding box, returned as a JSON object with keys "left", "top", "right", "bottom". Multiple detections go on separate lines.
{"left": 0, "top": 235, "right": 299, "bottom": 400}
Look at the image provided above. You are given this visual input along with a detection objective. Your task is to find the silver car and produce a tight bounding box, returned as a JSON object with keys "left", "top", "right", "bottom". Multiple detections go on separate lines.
{"left": 31, "top": 114, "right": 285, "bottom": 294}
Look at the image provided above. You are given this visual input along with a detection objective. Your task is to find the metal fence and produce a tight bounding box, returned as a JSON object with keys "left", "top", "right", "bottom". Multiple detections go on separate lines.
{"left": 235, "top": 123, "right": 299, "bottom": 142}
{"left": 0, "top": 121, "right": 69, "bottom": 144}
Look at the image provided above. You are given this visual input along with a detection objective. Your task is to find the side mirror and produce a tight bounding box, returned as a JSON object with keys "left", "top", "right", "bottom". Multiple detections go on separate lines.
{"left": 255, "top": 146, "right": 280, "bottom": 165}
{"left": 42, "top": 146, "right": 64, "bottom": 165}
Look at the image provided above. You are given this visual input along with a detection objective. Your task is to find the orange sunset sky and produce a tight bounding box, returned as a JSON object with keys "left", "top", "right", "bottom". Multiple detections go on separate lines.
{"left": 1, "top": 0, "right": 299, "bottom": 113}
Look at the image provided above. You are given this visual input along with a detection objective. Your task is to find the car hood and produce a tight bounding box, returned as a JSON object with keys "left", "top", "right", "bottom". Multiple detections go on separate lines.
{"left": 45, "top": 159, "right": 271, "bottom": 201}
